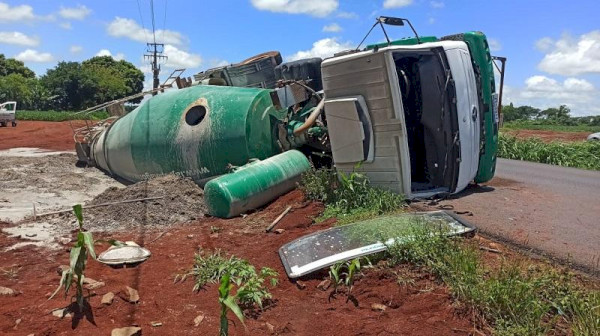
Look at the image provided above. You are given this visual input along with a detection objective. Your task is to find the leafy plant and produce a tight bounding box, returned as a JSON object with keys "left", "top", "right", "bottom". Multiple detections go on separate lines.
{"left": 385, "top": 224, "right": 599, "bottom": 335}
{"left": 498, "top": 134, "right": 600, "bottom": 170}
{"left": 300, "top": 167, "right": 406, "bottom": 223}
{"left": 329, "top": 258, "right": 363, "bottom": 294}
{"left": 218, "top": 273, "right": 245, "bottom": 336}
{"left": 177, "top": 249, "right": 279, "bottom": 312}
{"left": 49, "top": 204, "right": 96, "bottom": 311}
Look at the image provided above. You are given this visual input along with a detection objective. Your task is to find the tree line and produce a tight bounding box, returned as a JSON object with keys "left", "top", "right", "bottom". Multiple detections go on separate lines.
{"left": 0, "top": 54, "right": 144, "bottom": 111}
{"left": 502, "top": 103, "right": 600, "bottom": 126}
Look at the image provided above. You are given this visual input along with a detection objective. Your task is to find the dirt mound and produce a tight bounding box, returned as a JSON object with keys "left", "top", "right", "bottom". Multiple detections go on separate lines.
{"left": 79, "top": 175, "right": 206, "bottom": 232}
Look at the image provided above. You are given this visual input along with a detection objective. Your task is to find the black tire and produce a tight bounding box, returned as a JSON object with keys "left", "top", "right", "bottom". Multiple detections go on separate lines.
{"left": 12, "top": 121, "right": 17, "bottom": 127}
{"left": 0, "top": 121, "right": 6, "bottom": 127}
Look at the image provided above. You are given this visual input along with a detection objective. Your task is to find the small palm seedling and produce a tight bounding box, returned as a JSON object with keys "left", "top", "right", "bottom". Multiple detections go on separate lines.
{"left": 218, "top": 273, "right": 245, "bottom": 336}
{"left": 49, "top": 204, "right": 96, "bottom": 310}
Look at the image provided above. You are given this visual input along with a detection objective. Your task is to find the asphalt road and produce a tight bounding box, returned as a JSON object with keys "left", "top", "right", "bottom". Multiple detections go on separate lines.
{"left": 419, "top": 158, "right": 600, "bottom": 275}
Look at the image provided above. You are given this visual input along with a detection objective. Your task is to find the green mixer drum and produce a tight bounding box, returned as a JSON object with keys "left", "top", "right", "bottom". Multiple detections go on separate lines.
{"left": 204, "top": 150, "right": 311, "bottom": 218}
{"left": 92, "top": 85, "right": 287, "bottom": 184}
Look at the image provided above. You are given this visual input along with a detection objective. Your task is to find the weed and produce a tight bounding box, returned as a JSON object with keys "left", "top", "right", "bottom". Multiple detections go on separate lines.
{"left": 385, "top": 225, "right": 599, "bottom": 335}
{"left": 16, "top": 110, "right": 109, "bottom": 121}
{"left": 498, "top": 134, "right": 600, "bottom": 170}
{"left": 502, "top": 120, "right": 600, "bottom": 133}
{"left": 210, "top": 226, "right": 222, "bottom": 234}
{"left": 300, "top": 168, "right": 406, "bottom": 223}
{"left": 0, "top": 266, "right": 22, "bottom": 279}
{"left": 177, "top": 250, "right": 278, "bottom": 309}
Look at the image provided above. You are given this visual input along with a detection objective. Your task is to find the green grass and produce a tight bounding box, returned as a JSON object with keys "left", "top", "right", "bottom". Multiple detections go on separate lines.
{"left": 16, "top": 110, "right": 109, "bottom": 121}
{"left": 385, "top": 225, "right": 600, "bottom": 335}
{"left": 498, "top": 134, "right": 600, "bottom": 170}
{"left": 502, "top": 121, "right": 600, "bottom": 133}
{"left": 300, "top": 168, "right": 406, "bottom": 224}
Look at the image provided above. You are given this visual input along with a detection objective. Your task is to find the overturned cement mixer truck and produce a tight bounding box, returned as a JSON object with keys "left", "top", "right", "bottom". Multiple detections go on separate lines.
{"left": 75, "top": 17, "right": 506, "bottom": 218}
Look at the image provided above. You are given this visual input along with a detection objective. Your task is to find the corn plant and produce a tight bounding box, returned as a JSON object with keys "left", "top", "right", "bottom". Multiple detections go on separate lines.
{"left": 329, "top": 258, "right": 363, "bottom": 294}
{"left": 218, "top": 273, "right": 245, "bottom": 336}
{"left": 49, "top": 204, "right": 96, "bottom": 311}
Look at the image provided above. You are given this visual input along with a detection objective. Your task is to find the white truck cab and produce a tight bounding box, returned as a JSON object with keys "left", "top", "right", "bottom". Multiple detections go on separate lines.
{"left": 322, "top": 41, "right": 480, "bottom": 198}
{"left": 0, "top": 101, "right": 17, "bottom": 127}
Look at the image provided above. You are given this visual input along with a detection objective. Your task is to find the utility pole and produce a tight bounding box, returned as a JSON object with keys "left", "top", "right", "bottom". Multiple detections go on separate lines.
{"left": 144, "top": 43, "right": 167, "bottom": 95}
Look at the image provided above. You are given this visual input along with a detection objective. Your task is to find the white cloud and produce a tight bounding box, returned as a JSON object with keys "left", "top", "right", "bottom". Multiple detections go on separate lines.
{"left": 504, "top": 75, "right": 599, "bottom": 116}
{"left": 288, "top": 37, "right": 353, "bottom": 61}
{"left": 59, "top": 22, "right": 72, "bottom": 30}
{"left": 14, "top": 49, "right": 53, "bottom": 63}
{"left": 383, "top": 0, "right": 414, "bottom": 9}
{"left": 163, "top": 44, "right": 202, "bottom": 68}
{"left": 70, "top": 45, "right": 83, "bottom": 54}
{"left": 488, "top": 38, "right": 501, "bottom": 52}
{"left": 107, "top": 17, "right": 187, "bottom": 46}
{"left": 337, "top": 11, "right": 358, "bottom": 19}
{"left": 58, "top": 5, "right": 91, "bottom": 20}
{"left": 535, "top": 37, "right": 553, "bottom": 52}
{"left": 95, "top": 49, "right": 125, "bottom": 61}
{"left": 0, "top": 31, "right": 39, "bottom": 47}
{"left": 430, "top": 1, "right": 445, "bottom": 8}
{"left": 537, "top": 31, "right": 600, "bottom": 76}
{"left": 0, "top": 2, "right": 36, "bottom": 22}
{"left": 323, "top": 23, "right": 342, "bottom": 33}
{"left": 250, "top": 0, "right": 338, "bottom": 17}
{"left": 428, "top": 17, "right": 435, "bottom": 24}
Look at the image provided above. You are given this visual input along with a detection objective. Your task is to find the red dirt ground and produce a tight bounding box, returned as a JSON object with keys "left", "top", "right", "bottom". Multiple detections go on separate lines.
{"left": 503, "top": 129, "right": 590, "bottom": 142}
{"left": 0, "top": 190, "right": 478, "bottom": 336}
{"left": 0, "top": 121, "right": 86, "bottom": 151}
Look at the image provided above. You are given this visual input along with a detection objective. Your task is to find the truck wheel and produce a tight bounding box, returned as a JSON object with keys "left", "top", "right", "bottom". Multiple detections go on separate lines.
{"left": 12, "top": 121, "right": 17, "bottom": 127}
{"left": 0, "top": 122, "right": 6, "bottom": 127}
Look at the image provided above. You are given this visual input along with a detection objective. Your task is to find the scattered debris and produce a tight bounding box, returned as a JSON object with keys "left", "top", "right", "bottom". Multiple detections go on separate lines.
{"left": 479, "top": 246, "right": 502, "bottom": 254}
{"left": 266, "top": 206, "right": 292, "bottom": 232}
{"left": 0, "top": 286, "right": 19, "bottom": 296}
{"left": 316, "top": 279, "right": 331, "bottom": 291}
{"left": 13, "top": 318, "right": 21, "bottom": 330}
{"left": 85, "top": 280, "right": 105, "bottom": 290}
{"left": 122, "top": 286, "right": 139, "bottom": 303}
{"left": 51, "top": 308, "right": 71, "bottom": 318}
{"left": 274, "top": 228, "right": 285, "bottom": 234}
{"left": 371, "top": 303, "right": 387, "bottom": 312}
{"left": 98, "top": 243, "right": 151, "bottom": 266}
{"left": 193, "top": 313, "right": 205, "bottom": 327}
{"left": 295, "top": 280, "right": 306, "bottom": 290}
{"left": 102, "top": 292, "right": 115, "bottom": 305}
{"left": 111, "top": 326, "right": 142, "bottom": 336}
{"left": 279, "top": 211, "right": 475, "bottom": 278}
{"left": 150, "top": 321, "right": 162, "bottom": 327}
{"left": 266, "top": 322, "right": 275, "bottom": 333}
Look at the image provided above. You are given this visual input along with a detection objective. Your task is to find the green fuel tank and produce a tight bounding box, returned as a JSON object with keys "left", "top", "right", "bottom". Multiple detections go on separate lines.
{"left": 204, "top": 150, "right": 311, "bottom": 218}
{"left": 90, "top": 85, "right": 287, "bottom": 184}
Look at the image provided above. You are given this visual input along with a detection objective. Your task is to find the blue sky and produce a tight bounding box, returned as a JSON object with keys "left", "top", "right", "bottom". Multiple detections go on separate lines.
{"left": 1, "top": 0, "right": 599, "bottom": 116}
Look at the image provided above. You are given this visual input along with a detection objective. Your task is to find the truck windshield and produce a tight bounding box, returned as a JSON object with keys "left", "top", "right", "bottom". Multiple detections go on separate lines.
{"left": 392, "top": 48, "right": 459, "bottom": 194}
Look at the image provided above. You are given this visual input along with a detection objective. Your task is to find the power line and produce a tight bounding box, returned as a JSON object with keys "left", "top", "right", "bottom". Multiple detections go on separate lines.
{"left": 161, "top": 0, "right": 168, "bottom": 43}
{"left": 150, "top": 0, "right": 157, "bottom": 44}
{"left": 136, "top": 0, "right": 150, "bottom": 45}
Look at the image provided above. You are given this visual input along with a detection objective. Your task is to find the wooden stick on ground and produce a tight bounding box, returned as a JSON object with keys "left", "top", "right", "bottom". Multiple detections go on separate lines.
{"left": 36, "top": 196, "right": 164, "bottom": 217}
{"left": 265, "top": 206, "right": 292, "bottom": 232}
